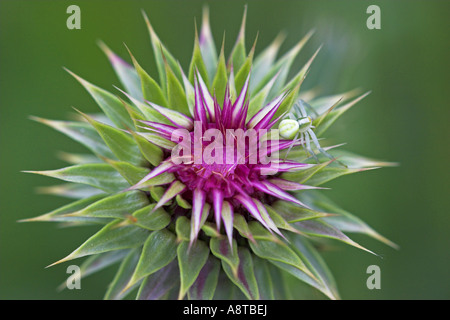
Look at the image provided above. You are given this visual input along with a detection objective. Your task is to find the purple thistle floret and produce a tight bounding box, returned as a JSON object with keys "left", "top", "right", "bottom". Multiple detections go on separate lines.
{"left": 135, "top": 71, "right": 312, "bottom": 245}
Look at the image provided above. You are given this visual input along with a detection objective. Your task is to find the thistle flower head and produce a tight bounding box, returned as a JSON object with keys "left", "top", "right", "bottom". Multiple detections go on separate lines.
{"left": 24, "top": 7, "right": 396, "bottom": 300}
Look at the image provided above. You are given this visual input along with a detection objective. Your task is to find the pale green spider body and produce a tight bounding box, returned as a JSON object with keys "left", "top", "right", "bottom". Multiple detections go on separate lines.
{"left": 279, "top": 119, "right": 300, "bottom": 139}
{"left": 280, "top": 100, "right": 336, "bottom": 163}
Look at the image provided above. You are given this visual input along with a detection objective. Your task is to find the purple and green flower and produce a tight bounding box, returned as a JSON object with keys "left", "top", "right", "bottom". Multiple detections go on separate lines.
{"left": 23, "top": 7, "right": 396, "bottom": 300}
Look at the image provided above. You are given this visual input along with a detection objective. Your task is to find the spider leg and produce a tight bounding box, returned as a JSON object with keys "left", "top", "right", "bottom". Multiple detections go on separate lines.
{"left": 299, "top": 132, "right": 307, "bottom": 157}
{"left": 308, "top": 129, "right": 347, "bottom": 167}
{"left": 304, "top": 131, "right": 319, "bottom": 162}
{"left": 301, "top": 99, "right": 319, "bottom": 117}
{"left": 308, "top": 129, "right": 333, "bottom": 160}
{"left": 288, "top": 112, "right": 295, "bottom": 120}
{"left": 298, "top": 100, "right": 308, "bottom": 118}
{"left": 291, "top": 105, "right": 298, "bottom": 119}
{"left": 284, "top": 131, "right": 300, "bottom": 160}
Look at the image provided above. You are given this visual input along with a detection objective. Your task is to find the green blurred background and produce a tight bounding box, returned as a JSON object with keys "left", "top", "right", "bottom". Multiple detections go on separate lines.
{"left": 1, "top": 0, "right": 449, "bottom": 299}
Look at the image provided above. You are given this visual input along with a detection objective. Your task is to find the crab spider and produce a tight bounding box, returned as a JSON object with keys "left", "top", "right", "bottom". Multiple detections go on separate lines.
{"left": 279, "top": 99, "right": 337, "bottom": 163}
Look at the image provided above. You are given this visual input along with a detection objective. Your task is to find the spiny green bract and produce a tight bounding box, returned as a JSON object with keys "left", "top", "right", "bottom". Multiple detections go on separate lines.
{"left": 23, "top": 7, "right": 397, "bottom": 300}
